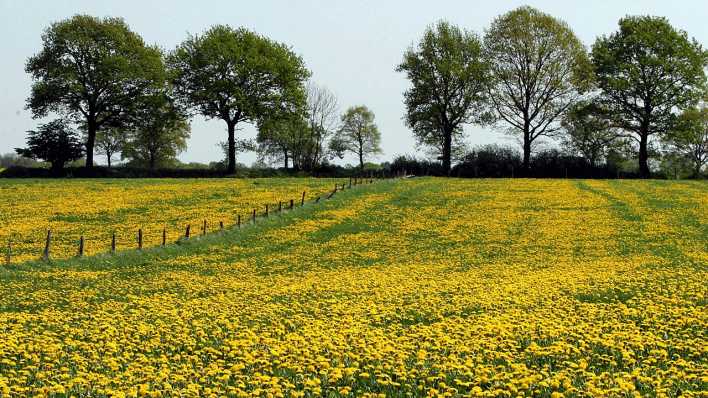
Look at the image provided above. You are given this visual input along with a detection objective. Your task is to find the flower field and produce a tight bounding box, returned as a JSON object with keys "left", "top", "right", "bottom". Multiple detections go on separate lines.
{"left": 0, "top": 178, "right": 343, "bottom": 263}
{"left": 0, "top": 178, "right": 706, "bottom": 397}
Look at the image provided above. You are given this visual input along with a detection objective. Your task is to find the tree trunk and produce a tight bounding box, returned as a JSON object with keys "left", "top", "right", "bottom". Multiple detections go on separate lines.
{"left": 638, "top": 132, "right": 650, "bottom": 178}
{"left": 442, "top": 128, "right": 452, "bottom": 176}
{"left": 149, "top": 151, "right": 156, "bottom": 170}
{"left": 359, "top": 151, "right": 364, "bottom": 171}
{"left": 85, "top": 118, "right": 97, "bottom": 169}
{"left": 106, "top": 151, "right": 112, "bottom": 168}
{"left": 227, "top": 121, "right": 236, "bottom": 174}
{"left": 522, "top": 136, "right": 532, "bottom": 173}
{"left": 284, "top": 150, "right": 289, "bottom": 170}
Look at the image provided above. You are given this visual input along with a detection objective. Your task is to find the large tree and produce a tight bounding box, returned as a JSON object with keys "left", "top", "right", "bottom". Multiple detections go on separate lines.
{"left": 484, "top": 6, "right": 592, "bottom": 171}
{"left": 663, "top": 106, "right": 708, "bottom": 177}
{"left": 15, "top": 119, "right": 84, "bottom": 175}
{"left": 168, "top": 25, "right": 310, "bottom": 174}
{"left": 397, "top": 21, "right": 488, "bottom": 174}
{"left": 330, "top": 105, "right": 382, "bottom": 170}
{"left": 25, "top": 15, "right": 166, "bottom": 168}
{"left": 591, "top": 16, "right": 707, "bottom": 178}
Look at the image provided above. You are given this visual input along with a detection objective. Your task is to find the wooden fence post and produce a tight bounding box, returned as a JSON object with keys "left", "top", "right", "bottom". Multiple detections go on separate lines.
{"left": 301, "top": 191, "right": 306, "bottom": 206}
{"left": 78, "top": 236, "right": 84, "bottom": 257}
{"left": 219, "top": 221, "right": 224, "bottom": 231}
{"left": 202, "top": 220, "right": 207, "bottom": 236}
{"left": 5, "top": 239, "right": 11, "bottom": 265}
{"left": 162, "top": 228, "right": 167, "bottom": 246}
{"left": 265, "top": 204, "right": 269, "bottom": 217}
{"left": 111, "top": 232, "right": 116, "bottom": 254}
{"left": 185, "top": 225, "right": 191, "bottom": 239}
{"left": 42, "top": 230, "right": 51, "bottom": 261}
{"left": 278, "top": 201, "right": 282, "bottom": 213}
{"left": 238, "top": 214, "right": 242, "bottom": 228}
{"left": 252, "top": 209, "right": 256, "bottom": 223}
{"left": 289, "top": 199, "right": 294, "bottom": 210}
{"left": 138, "top": 229, "right": 143, "bottom": 250}
{"left": 341, "top": 183, "right": 345, "bottom": 191}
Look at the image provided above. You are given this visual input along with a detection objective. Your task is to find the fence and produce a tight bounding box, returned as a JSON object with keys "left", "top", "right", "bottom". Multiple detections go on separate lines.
{"left": 3, "top": 176, "right": 388, "bottom": 265}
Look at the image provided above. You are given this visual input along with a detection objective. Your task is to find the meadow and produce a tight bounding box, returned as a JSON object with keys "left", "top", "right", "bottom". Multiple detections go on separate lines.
{"left": 0, "top": 178, "right": 706, "bottom": 397}
{"left": 0, "top": 178, "right": 343, "bottom": 263}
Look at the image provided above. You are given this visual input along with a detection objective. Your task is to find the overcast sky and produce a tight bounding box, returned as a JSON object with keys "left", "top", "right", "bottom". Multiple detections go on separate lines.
{"left": 1, "top": 0, "right": 706, "bottom": 166}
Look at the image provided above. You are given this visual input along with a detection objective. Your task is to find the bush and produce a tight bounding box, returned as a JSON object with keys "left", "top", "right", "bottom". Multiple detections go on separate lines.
{"left": 384, "top": 155, "right": 446, "bottom": 176}
{"left": 0, "top": 164, "right": 387, "bottom": 179}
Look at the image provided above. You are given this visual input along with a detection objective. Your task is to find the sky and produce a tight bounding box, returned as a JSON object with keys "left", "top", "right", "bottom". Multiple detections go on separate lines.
{"left": 1, "top": 0, "right": 707, "bottom": 166}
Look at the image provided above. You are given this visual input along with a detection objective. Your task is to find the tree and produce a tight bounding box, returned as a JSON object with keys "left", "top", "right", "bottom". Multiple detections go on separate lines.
{"left": 561, "top": 101, "right": 618, "bottom": 166}
{"left": 303, "top": 82, "right": 339, "bottom": 170}
{"left": 15, "top": 119, "right": 84, "bottom": 174}
{"left": 169, "top": 25, "right": 310, "bottom": 174}
{"left": 330, "top": 105, "right": 382, "bottom": 170}
{"left": 397, "top": 21, "right": 488, "bottom": 174}
{"left": 95, "top": 128, "right": 125, "bottom": 168}
{"left": 122, "top": 95, "right": 191, "bottom": 169}
{"left": 663, "top": 106, "right": 708, "bottom": 177}
{"left": 257, "top": 112, "right": 308, "bottom": 169}
{"left": 484, "top": 6, "right": 592, "bottom": 171}
{"left": 591, "top": 16, "right": 707, "bottom": 178}
{"left": 25, "top": 15, "right": 166, "bottom": 168}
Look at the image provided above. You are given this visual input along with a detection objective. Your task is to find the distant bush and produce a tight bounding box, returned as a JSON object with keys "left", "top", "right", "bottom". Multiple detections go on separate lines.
{"left": 0, "top": 164, "right": 387, "bottom": 179}
{"left": 384, "top": 155, "right": 446, "bottom": 176}
{"left": 452, "top": 146, "right": 634, "bottom": 178}
{"left": 452, "top": 145, "right": 522, "bottom": 177}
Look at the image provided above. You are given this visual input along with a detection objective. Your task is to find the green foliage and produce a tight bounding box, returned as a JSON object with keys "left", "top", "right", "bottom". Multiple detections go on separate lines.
{"left": 591, "top": 16, "right": 708, "bottom": 177}
{"left": 121, "top": 95, "right": 191, "bottom": 169}
{"left": 25, "top": 15, "right": 166, "bottom": 168}
{"left": 257, "top": 112, "right": 309, "bottom": 169}
{"left": 330, "top": 105, "right": 382, "bottom": 170}
{"left": 484, "top": 6, "right": 593, "bottom": 169}
{"left": 168, "top": 25, "right": 310, "bottom": 174}
{"left": 15, "top": 119, "right": 84, "bottom": 174}
{"left": 396, "top": 21, "right": 488, "bottom": 174}
{"left": 0, "top": 153, "right": 46, "bottom": 169}
{"left": 561, "top": 101, "right": 619, "bottom": 166}
{"left": 94, "top": 128, "right": 126, "bottom": 168}
{"left": 663, "top": 106, "right": 708, "bottom": 177}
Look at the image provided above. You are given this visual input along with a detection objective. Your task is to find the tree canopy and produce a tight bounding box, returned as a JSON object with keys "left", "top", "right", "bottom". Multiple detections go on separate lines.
{"left": 591, "top": 16, "right": 707, "bottom": 177}
{"left": 122, "top": 94, "right": 191, "bottom": 170}
{"left": 484, "top": 6, "right": 593, "bottom": 171}
{"left": 331, "top": 105, "right": 382, "bottom": 170}
{"left": 15, "top": 119, "right": 84, "bottom": 174}
{"left": 397, "top": 21, "right": 488, "bottom": 174}
{"left": 168, "top": 25, "right": 310, "bottom": 174}
{"left": 25, "top": 15, "right": 166, "bottom": 168}
{"left": 664, "top": 106, "right": 708, "bottom": 177}
{"left": 561, "top": 101, "right": 618, "bottom": 166}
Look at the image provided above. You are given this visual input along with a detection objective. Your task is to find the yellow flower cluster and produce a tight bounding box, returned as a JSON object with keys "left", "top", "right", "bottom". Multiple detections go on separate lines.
{"left": 0, "top": 178, "right": 342, "bottom": 262}
{"left": 0, "top": 178, "right": 706, "bottom": 397}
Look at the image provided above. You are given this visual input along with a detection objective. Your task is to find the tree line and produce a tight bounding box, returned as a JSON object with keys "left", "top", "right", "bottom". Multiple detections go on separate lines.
{"left": 13, "top": 7, "right": 708, "bottom": 178}
{"left": 397, "top": 6, "right": 707, "bottom": 178}
{"left": 16, "top": 17, "right": 381, "bottom": 175}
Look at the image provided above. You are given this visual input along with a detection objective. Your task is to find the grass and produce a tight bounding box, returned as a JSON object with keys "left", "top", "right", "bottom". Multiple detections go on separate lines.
{"left": 0, "top": 178, "right": 706, "bottom": 397}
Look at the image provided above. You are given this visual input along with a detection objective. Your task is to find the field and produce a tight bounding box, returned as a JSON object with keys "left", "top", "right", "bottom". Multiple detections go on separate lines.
{"left": 0, "top": 178, "right": 707, "bottom": 397}
{"left": 0, "top": 178, "right": 343, "bottom": 263}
